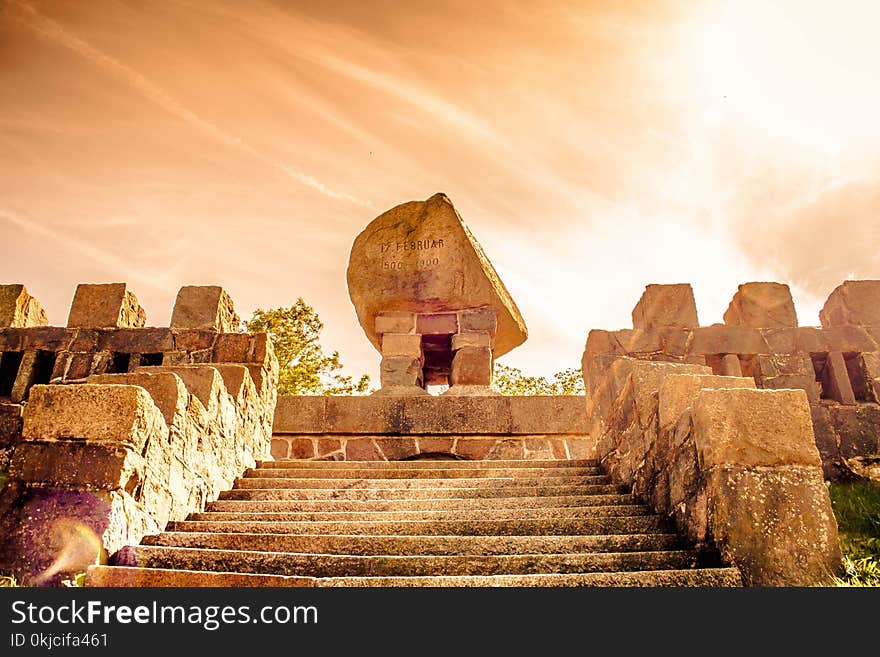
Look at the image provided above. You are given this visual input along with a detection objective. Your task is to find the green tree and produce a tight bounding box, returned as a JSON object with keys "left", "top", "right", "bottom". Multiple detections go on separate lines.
{"left": 492, "top": 365, "right": 585, "bottom": 396}
{"left": 245, "top": 299, "right": 370, "bottom": 396}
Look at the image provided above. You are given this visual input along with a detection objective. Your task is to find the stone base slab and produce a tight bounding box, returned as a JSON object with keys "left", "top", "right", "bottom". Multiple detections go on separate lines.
{"left": 270, "top": 434, "right": 596, "bottom": 462}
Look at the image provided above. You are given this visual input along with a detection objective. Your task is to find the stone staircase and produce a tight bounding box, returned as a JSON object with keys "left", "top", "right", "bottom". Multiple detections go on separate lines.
{"left": 87, "top": 458, "right": 741, "bottom": 586}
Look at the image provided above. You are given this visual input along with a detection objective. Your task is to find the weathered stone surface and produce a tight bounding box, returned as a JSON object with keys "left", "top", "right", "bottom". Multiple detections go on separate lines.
{"left": 719, "top": 354, "right": 743, "bottom": 377}
{"left": 0, "top": 402, "right": 23, "bottom": 450}
{"left": 347, "top": 193, "right": 527, "bottom": 357}
{"left": 450, "top": 346, "right": 492, "bottom": 387}
{"left": 67, "top": 283, "right": 146, "bottom": 329}
{"left": 820, "top": 351, "right": 857, "bottom": 405}
{"left": 10, "top": 442, "right": 143, "bottom": 490}
{"left": 416, "top": 312, "right": 459, "bottom": 335}
{"left": 820, "top": 280, "right": 880, "bottom": 327}
{"left": 452, "top": 332, "right": 491, "bottom": 350}
{"left": 659, "top": 374, "right": 755, "bottom": 430}
{"left": 631, "top": 284, "right": 698, "bottom": 330}
{"left": 378, "top": 356, "right": 425, "bottom": 391}
{"left": 99, "top": 328, "right": 174, "bottom": 354}
{"left": 708, "top": 465, "right": 841, "bottom": 586}
{"left": 22, "top": 384, "right": 167, "bottom": 449}
{"left": 380, "top": 333, "right": 423, "bottom": 360}
{"left": 375, "top": 311, "right": 416, "bottom": 335}
{"left": 171, "top": 286, "right": 240, "bottom": 333}
{"left": 692, "top": 388, "right": 821, "bottom": 468}
{"left": 724, "top": 282, "right": 798, "bottom": 328}
{"left": 273, "top": 396, "right": 326, "bottom": 434}
{"left": 136, "top": 365, "right": 224, "bottom": 409}
{"left": 89, "top": 371, "right": 188, "bottom": 426}
{"left": 0, "top": 285, "right": 48, "bottom": 328}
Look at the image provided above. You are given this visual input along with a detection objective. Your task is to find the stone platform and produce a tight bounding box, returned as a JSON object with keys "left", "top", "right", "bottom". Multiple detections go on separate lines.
{"left": 270, "top": 395, "right": 594, "bottom": 461}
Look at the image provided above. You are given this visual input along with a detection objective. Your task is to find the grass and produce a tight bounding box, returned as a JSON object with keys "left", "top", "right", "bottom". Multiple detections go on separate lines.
{"left": 829, "top": 481, "right": 880, "bottom": 587}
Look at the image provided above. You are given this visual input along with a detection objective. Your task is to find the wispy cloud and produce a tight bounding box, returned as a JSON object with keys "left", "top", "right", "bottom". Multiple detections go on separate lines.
{"left": 8, "top": 0, "right": 373, "bottom": 208}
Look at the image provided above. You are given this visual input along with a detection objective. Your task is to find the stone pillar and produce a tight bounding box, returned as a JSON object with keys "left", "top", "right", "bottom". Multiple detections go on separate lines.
{"left": 375, "top": 327, "right": 428, "bottom": 395}
{"left": 819, "top": 280, "right": 880, "bottom": 327}
{"left": 0, "top": 285, "right": 48, "bottom": 327}
{"left": 447, "top": 332, "right": 494, "bottom": 395}
{"left": 723, "top": 282, "right": 798, "bottom": 327}
{"left": 170, "top": 286, "right": 240, "bottom": 332}
{"left": 67, "top": 283, "right": 146, "bottom": 329}
{"left": 720, "top": 354, "right": 743, "bottom": 377}
{"left": 631, "top": 284, "right": 699, "bottom": 330}
{"left": 823, "top": 351, "right": 856, "bottom": 405}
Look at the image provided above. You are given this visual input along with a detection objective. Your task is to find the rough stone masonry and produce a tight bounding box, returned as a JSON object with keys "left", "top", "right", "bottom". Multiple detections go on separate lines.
{"left": 0, "top": 283, "right": 278, "bottom": 584}
{"left": 347, "top": 193, "right": 528, "bottom": 395}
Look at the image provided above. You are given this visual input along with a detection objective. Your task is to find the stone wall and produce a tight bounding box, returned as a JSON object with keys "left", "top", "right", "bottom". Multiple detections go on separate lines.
{"left": 583, "top": 280, "right": 880, "bottom": 480}
{"left": 271, "top": 395, "right": 593, "bottom": 461}
{"left": 584, "top": 356, "right": 841, "bottom": 586}
{"left": 0, "top": 283, "right": 278, "bottom": 584}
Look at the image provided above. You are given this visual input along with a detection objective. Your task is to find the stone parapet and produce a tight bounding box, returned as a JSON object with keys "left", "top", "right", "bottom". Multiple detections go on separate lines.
{"left": 586, "top": 357, "right": 841, "bottom": 586}
{"left": 273, "top": 395, "right": 590, "bottom": 437}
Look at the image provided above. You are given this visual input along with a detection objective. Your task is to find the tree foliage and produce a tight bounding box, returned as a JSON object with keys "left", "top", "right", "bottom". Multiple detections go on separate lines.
{"left": 492, "top": 365, "right": 585, "bottom": 396}
{"left": 245, "top": 299, "right": 370, "bottom": 396}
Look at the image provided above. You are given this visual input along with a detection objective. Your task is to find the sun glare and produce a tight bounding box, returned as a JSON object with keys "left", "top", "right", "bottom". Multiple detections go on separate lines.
{"left": 689, "top": 1, "right": 880, "bottom": 155}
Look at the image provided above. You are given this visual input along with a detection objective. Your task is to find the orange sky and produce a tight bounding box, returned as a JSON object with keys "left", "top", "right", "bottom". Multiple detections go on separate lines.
{"left": 2, "top": 0, "right": 879, "bottom": 381}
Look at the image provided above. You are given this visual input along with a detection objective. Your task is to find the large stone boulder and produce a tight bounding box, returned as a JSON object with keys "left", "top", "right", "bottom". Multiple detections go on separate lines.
{"left": 631, "top": 284, "right": 698, "bottom": 330}
{"left": 347, "top": 193, "right": 527, "bottom": 357}
{"left": 820, "top": 280, "right": 880, "bottom": 327}
{"left": 723, "top": 282, "right": 798, "bottom": 328}
{"left": 0, "top": 284, "right": 48, "bottom": 327}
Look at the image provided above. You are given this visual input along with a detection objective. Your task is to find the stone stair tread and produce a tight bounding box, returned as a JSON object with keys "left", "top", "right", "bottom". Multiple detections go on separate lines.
{"left": 117, "top": 545, "right": 703, "bottom": 577}
{"left": 142, "top": 531, "right": 684, "bottom": 555}
{"left": 166, "top": 516, "right": 667, "bottom": 536}
{"left": 187, "top": 506, "right": 649, "bottom": 522}
{"left": 87, "top": 565, "right": 741, "bottom": 587}
{"left": 207, "top": 494, "right": 637, "bottom": 511}
{"left": 219, "top": 484, "right": 628, "bottom": 500}
{"left": 246, "top": 467, "right": 603, "bottom": 479}
{"left": 233, "top": 476, "right": 611, "bottom": 489}
{"left": 255, "top": 459, "right": 599, "bottom": 469}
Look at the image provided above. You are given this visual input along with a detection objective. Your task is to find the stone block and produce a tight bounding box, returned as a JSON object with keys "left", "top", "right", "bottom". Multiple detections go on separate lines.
{"left": 324, "top": 397, "right": 402, "bottom": 434}
{"left": 22, "top": 384, "right": 167, "bottom": 450}
{"left": 170, "top": 285, "right": 240, "bottom": 332}
{"left": 821, "top": 351, "right": 857, "bottom": 405}
{"left": 402, "top": 396, "right": 511, "bottom": 434}
{"left": 0, "top": 285, "right": 48, "bottom": 327}
{"left": 209, "top": 364, "right": 253, "bottom": 400}
{"left": 690, "top": 325, "right": 766, "bottom": 356}
{"left": 99, "top": 328, "right": 174, "bottom": 354}
{"left": 451, "top": 331, "right": 492, "bottom": 350}
{"left": 450, "top": 346, "right": 492, "bottom": 386}
{"left": 631, "top": 284, "right": 698, "bottom": 330}
{"left": 136, "top": 365, "right": 224, "bottom": 409}
{"left": 289, "top": 437, "right": 316, "bottom": 459}
{"left": 417, "top": 436, "right": 455, "bottom": 455}
{"left": 720, "top": 354, "right": 743, "bottom": 377}
{"left": 67, "top": 283, "right": 146, "bottom": 329}
{"left": 723, "top": 282, "right": 798, "bottom": 328}
{"left": 659, "top": 374, "right": 755, "bottom": 430}
{"left": 375, "top": 311, "right": 416, "bottom": 335}
{"left": 270, "top": 438, "right": 290, "bottom": 460}
{"left": 89, "top": 371, "right": 188, "bottom": 426}
{"left": 0, "top": 402, "right": 23, "bottom": 449}
{"left": 416, "top": 312, "right": 459, "bottom": 335}
{"left": 66, "top": 352, "right": 95, "bottom": 380}
{"left": 213, "top": 333, "right": 251, "bottom": 362}
{"left": 708, "top": 465, "right": 841, "bottom": 586}
{"left": 691, "top": 388, "right": 821, "bottom": 468}
{"left": 375, "top": 438, "right": 419, "bottom": 460}
{"left": 10, "top": 442, "right": 143, "bottom": 490}
{"left": 820, "top": 280, "right": 880, "bottom": 327}
{"left": 172, "top": 329, "right": 217, "bottom": 352}
{"left": 759, "top": 327, "right": 798, "bottom": 354}
{"left": 273, "top": 396, "right": 327, "bottom": 434}
{"left": 345, "top": 438, "right": 384, "bottom": 460}
{"left": 760, "top": 374, "right": 821, "bottom": 403}
{"left": 508, "top": 396, "right": 589, "bottom": 434}
{"left": 458, "top": 306, "right": 497, "bottom": 333}
{"left": 453, "top": 438, "right": 495, "bottom": 460}
{"left": 380, "top": 355, "right": 424, "bottom": 389}
{"left": 380, "top": 333, "right": 423, "bottom": 360}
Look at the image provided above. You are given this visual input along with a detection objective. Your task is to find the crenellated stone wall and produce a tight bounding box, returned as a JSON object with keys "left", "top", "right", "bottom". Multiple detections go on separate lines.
{"left": 0, "top": 282, "right": 278, "bottom": 584}
{"left": 583, "top": 356, "right": 841, "bottom": 586}
{"left": 583, "top": 280, "right": 880, "bottom": 481}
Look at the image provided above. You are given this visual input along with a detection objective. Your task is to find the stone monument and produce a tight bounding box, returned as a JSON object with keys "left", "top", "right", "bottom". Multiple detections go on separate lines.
{"left": 347, "top": 193, "right": 527, "bottom": 395}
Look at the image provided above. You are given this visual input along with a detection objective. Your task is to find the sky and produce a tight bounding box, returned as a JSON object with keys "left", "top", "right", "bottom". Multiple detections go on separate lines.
{"left": 1, "top": 0, "right": 879, "bottom": 382}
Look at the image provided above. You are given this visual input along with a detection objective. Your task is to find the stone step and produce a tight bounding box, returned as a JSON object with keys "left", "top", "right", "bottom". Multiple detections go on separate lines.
{"left": 166, "top": 516, "right": 667, "bottom": 536}
{"left": 116, "top": 545, "right": 702, "bottom": 577}
{"left": 207, "top": 494, "right": 637, "bottom": 512}
{"left": 218, "top": 484, "right": 629, "bottom": 501}
{"left": 233, "top": 475, "right": 611, "bottom": 489}
{"left": 142, "top": 532, "right": 684, "bottom": 556}
{"left": 247, "top": 467, "right": 603, "bottom": 479}
{"left": 187, "top": 505, "right": 649, "bottom": 523}
{"left": 87, "top": 565, "right": 742, "bottom": 587}
{"left": 255, "top": 459, "right": 599, "bottom": 470}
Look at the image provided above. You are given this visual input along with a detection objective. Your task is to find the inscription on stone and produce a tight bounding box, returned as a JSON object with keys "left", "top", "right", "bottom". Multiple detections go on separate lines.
{"left": 379, "top": 237, "right": 445, "bottom": 270}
